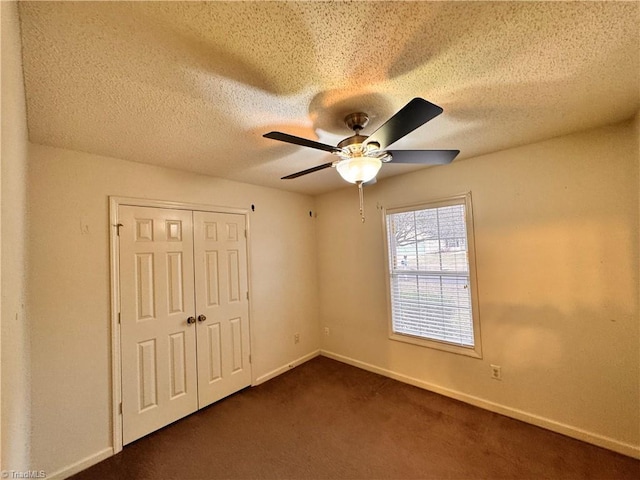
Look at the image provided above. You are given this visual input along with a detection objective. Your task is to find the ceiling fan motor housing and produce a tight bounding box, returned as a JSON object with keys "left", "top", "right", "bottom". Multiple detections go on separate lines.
{"left": 338, "top": 134, "right": 369, "bottom": 149}
{"left": 337, "top": 134, "right": 385, "bottom": 158}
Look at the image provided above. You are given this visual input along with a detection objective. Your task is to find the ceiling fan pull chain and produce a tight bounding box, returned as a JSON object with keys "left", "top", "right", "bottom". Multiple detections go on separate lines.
{"left": 357, "top": 181, "right": 365, "bottom": 223}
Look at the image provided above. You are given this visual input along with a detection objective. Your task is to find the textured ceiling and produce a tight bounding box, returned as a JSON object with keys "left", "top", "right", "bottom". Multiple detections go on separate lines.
{"left": 18, "top": 1, "right": 640, "bottom": 196}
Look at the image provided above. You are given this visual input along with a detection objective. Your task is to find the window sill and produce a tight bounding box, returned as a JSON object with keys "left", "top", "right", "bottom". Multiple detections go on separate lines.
{"left": 389, "top": 331, "right": 483, "bottom": 358}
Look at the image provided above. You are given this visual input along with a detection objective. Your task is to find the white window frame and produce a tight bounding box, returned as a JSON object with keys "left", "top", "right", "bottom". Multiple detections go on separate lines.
{"left": 382, "top": 192, "right": 482, "bottom": 358}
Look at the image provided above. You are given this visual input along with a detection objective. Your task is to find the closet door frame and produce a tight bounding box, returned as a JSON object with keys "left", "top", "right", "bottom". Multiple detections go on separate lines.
{"left": 109, "top": 196, "right": 253, "bottom": 454}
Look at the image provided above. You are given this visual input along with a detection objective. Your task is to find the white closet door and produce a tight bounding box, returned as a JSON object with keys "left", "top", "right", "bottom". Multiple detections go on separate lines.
{"left": 193, "top": 211, "right": 252, "bottom": 408}
{"left": 120, "top": 206, "right": 198, "bottom": 445}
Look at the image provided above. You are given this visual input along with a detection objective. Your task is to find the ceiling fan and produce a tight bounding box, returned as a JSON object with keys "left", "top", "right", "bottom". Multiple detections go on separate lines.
{"left": 263, "top": 97, "right": 459, "bottom": 221}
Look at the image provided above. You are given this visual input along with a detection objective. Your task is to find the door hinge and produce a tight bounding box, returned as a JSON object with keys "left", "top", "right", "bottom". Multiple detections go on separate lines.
{"left": 115, "top": 223, "right": 124, "bottom": 236}
{"left": 118, "top": 312, "right": 121, "bottom": 324}
{"left": 119, "top": 402, "right": 122, "bottom": 414}
{"left": 249, "top": 354, "right": 252, "bottom": 364}
{"left": 246, "top": 291, "right": 249, "bottom": 300}
{"left": 244, "top": 229, "right": 247, "bottom": 238}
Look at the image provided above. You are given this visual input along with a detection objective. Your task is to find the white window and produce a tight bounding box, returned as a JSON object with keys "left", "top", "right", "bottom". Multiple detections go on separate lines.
{"left": 384, "top": 193, "right": 482, "bottom": 357}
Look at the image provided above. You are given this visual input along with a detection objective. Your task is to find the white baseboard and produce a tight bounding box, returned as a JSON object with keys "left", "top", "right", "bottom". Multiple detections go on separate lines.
{"left": 46, "top": 447, "right": 113, "bottom": 480}
{"left": 253, "top": 350, "right": 320, "bottom": 386}
{"left": 320, "top": 349, "right": 640, "bottom": 459}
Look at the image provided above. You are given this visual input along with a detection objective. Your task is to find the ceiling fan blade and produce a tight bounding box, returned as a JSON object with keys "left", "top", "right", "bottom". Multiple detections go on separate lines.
{"left": 264, "top": 131, "right": 340, "bottom": 154}
{"left": 387, "top": 149, "right": 460, "bottom": 165}
{"left": 281, "top": 162, "right": 334, "bottom": 179}
{"left": 366, "top": 98, "right": 444, "bottom": 150}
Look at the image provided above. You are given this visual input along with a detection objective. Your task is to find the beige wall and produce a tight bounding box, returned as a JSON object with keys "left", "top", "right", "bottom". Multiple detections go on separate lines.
{"left": 27, "top": 145, "right": 320, "bottom": 474}
{"left": 1, "top": 1, "right": 30, "bottom": 470}
{"left": 316, "top": 120, "right": 639, "bottom": 455}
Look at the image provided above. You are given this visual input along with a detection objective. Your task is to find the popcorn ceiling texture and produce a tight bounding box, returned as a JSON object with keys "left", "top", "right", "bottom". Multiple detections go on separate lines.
{"left": 18, "top": 1, "right": 639, "bottom": 195}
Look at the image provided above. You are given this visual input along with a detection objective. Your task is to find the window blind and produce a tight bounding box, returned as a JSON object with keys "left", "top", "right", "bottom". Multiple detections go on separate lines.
{"left": 387, "top": 203, "right": 475, "bottom": 347}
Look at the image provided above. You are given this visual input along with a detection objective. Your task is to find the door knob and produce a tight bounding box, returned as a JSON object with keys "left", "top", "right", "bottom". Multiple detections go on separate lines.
{"left": 187, "top": 316, "right": 196, "bottom": 325}
{"left": 197, "top": 314, "right": 207, "bottom": 322}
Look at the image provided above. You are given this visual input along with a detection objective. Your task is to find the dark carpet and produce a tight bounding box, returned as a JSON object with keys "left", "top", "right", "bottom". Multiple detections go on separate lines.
{"left": 71, "top": 356, "right": 639, "bottom": 479}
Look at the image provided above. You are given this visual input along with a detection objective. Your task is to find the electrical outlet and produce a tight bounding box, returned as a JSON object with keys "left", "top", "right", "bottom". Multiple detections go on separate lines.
{"left": 323, "top": 327, "right": 330, "bottom": 336}
{"left": 491, "top": 364, "right": 502, "bottom": 381}
{"left": 294, "top": 333, "right": 300, "bottom": 344}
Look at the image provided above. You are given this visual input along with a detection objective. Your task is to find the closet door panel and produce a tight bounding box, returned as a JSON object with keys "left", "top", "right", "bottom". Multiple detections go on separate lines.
{"left": 193, "top": 211, "right": 252, "bottom": 408}
{"left": 120, "top": 206, "right": 198, "bottom": 445}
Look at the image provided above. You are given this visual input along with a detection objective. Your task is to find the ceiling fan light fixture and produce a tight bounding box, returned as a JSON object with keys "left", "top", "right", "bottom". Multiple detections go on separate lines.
{"left": 336, "top": 157, "right": 382, "bottom": 184}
